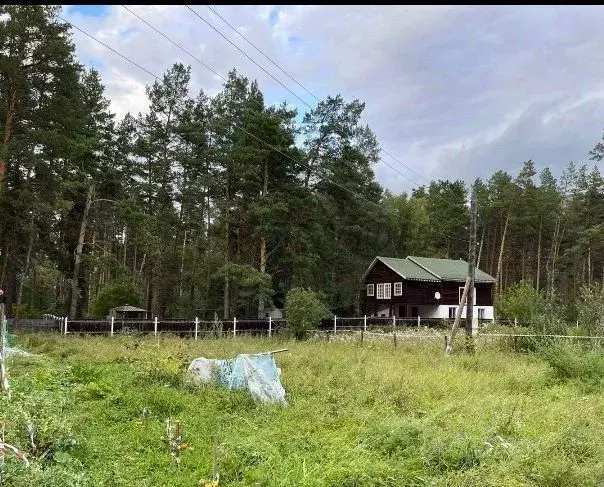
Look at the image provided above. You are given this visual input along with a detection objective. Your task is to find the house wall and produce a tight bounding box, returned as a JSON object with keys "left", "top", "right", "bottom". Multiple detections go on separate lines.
{"left": 419, "top": 305, "right": 494, "bottom": 320}
{"left": 362, "top": 260, "right": 494, "bottom": 317}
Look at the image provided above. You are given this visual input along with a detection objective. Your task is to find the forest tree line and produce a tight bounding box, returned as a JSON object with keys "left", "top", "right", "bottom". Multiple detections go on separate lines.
{"left": 1, "top": 6, "right": 603, "bottom": 320}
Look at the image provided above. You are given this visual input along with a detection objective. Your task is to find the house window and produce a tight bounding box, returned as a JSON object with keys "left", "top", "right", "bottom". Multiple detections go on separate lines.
{"left": 449, "top": 307, "right": 457, "bottom": 319}
{"left": 376, "top": 283, "right": 384, "bottom": 299}
{"left": 366, "top": 284, "right": 374, "bottom": 296}
{"left": 384, "top": 283, "right": 391, "bottom": 299}
{"left": 478, "top": 308, "right": 485, "bottom": 320}
{"left": 394, "top": 282, "right": 402, "bottom": 296}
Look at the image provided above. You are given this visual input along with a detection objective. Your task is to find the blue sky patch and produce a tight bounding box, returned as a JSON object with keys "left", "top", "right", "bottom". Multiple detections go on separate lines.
{"left": 287, "top": 36, "right": 303, "bottom": 48}
{"left": 268, "top": 8, "right": 280, "bottom": 27}
{"left": 68, "top": 5, "right": 110, "bottom": 18}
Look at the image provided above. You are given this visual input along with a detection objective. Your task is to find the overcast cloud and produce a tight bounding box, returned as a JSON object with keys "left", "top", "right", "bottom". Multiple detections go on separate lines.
{"left": 62, "top": 5, "right": 604, "bottom": 192}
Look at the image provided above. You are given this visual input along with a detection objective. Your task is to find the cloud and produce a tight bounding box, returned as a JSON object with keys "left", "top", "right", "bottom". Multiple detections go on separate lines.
{"left": 60, "top": 5, "right": 604, "bottom": 191}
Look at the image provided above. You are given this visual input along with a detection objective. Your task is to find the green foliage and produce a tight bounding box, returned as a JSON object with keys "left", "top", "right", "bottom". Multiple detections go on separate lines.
{"left": 540, "top": 342, "right": 604, "bottom": 388}
{"left": 88, "top": 280, "right": 140, "bottom": 317}
{"left": 285, "top": 287, "right": 330, "bottom": 339}
{"left": 576, "top": 284, "right": 604, "bottom": 335}
{"left": 496, "top": 281, "right": 545, "bottom": 321}
{"left": 4, "top": 335, "right": 604, "bottom": 485}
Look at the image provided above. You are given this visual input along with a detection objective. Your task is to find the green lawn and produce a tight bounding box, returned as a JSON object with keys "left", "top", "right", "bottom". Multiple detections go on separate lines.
{"left": 2, "top": 334, "right": 604, "bottom": 486}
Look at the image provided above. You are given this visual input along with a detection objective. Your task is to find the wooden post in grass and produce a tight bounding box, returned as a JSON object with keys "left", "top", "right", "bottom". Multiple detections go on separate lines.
{"left": 268, "top": 316, "right": 272, "bottom": 338}
{"left": 333, "top": 315, "right": 337, "bottom": 335}
{"left": 110, "top": 316, "right": 114, "bottom": 336}
{"left": 446, "top": 276, "right": 471, "bottom": 355}
{"left": 64, "top": 316, "right": 68, "bottom": 335}
{"left": 154, "top": 316, "right": 158, "bottom": 337}
{"left": 363, "top": 314, "right": 367, "bottom": 333}
{"left": 233, "top": 317, "right": 237, "bottom": 338}
{"left": 392, "top": 315, "right": 397, "bottom": 348}
{"left": 194, "top": 317, "right": 199, "bottom": 341}
{"left": 417, "top": 315, "right": 420, "bottom": 328}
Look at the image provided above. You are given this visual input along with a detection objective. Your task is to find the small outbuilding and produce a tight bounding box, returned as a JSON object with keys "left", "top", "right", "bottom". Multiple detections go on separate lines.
{"left": 108, "top": 305, "right": 148, "bottom": 320}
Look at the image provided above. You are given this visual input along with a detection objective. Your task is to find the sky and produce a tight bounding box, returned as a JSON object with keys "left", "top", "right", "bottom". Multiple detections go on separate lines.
{"left": 62, "top": 5, "right": 604, "bottom": 193}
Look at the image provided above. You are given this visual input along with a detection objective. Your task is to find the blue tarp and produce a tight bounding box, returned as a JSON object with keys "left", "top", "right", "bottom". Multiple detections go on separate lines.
{"left": 187, "top": 353, "right": 287, "bottom": 406}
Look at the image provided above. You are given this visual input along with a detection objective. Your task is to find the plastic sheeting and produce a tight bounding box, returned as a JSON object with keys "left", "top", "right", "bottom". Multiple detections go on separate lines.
{"left": 186, "top": 353, "right": 287, "bottom": 406}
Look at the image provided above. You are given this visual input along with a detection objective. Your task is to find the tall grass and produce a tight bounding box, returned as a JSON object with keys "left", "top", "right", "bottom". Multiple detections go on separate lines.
{"left": 1, "top": 334, "right": 604, "bottom": 486}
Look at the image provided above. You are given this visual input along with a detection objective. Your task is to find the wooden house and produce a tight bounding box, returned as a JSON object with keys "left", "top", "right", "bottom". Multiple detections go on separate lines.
{"left": 362, "top": 256, "right": 495, "bottom": 320}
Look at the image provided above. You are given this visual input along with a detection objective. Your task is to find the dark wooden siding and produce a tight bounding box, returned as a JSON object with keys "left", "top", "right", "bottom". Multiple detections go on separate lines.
{"left": 362, "top": 260, "right": 493, "bottom": 313}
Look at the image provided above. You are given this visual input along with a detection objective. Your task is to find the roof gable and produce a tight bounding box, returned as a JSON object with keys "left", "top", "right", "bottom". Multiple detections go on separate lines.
{"left": 363, "top": 256, "right": 440, "bottom": 282}
{"left": 363, "top": 256, "right": 496, "bottom": 283}
{"left": 408, "top": 256, "right": 496, "bottom": 283}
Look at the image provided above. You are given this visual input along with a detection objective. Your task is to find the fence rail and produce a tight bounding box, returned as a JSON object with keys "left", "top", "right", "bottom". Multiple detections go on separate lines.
{"left": 3, "top": 314, "right": 528, "bottom": 341}
{"left": 12, "top": 315, "right": 498, "bottom": 337}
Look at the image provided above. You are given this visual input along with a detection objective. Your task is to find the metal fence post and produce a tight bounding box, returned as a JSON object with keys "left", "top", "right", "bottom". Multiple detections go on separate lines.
{"left": 195, "top": 317, "right": 199, "bottom": 340}
{"left": 268, "top": 316, "right": 272, "bottom": 338}
{"left": 110, "top": 316, "right": 114, "bottom": 336}
{"left": 154, "top": 316, "right": 158, "bottom": 337}
{"left": 333, "top": 315, "right": 337, "bottom": 335}
{"left": 363, "top": 314, "right": 367, "bottom": 332}
{"left": 233, "top": 317, "right": 237, "bottom": 338}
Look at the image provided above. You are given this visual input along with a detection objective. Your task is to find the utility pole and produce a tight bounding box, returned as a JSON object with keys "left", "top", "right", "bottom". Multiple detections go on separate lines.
{"left": 466, "top": 184, "right": 477, "bottom": 354}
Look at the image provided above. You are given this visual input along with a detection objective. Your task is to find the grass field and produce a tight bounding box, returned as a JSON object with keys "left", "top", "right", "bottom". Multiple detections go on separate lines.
{"left": 2, "top": 334, "right": 604, "bottom": 486}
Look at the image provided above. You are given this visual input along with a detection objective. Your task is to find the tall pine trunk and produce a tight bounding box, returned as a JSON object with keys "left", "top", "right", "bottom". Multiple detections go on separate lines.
{"left": 0, "top": 89, "right": 17, "bottom": 191}
{"left": 536, "top": 216, "right": 542, "bottom": 293}
{"left": 223, "top": 173, "right": 230, "bottom": 320}
{"left": 476, "top": 227, "right": 485, "bottom": 269}
{"left": 494, "top": 210, "right": 510, "bottom": 299}
{"left": 258, "top": 159, "right": 268, "bottom": 318}
{"left": 70, "top": 183, "right": 94, "bottom": 318}
{"left": 16, "top": 219, "right": 35, "bottom": 305}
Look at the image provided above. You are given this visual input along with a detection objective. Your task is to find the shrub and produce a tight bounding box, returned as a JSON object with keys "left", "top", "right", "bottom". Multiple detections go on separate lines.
{"left": 496, "top": 281, "right": 545, "bottom": 322}
{"left": 284, "top": 287, "right": 330, "bottom": 339}
{"left": 88, "top": 280, "right": 141, "bottom": 317}
{"left": 576, "top": 284, "right": 604, "bottom": 336}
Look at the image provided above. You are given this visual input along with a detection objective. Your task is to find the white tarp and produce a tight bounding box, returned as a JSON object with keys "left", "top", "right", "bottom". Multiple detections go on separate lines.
{"left": 186, "top": 353, "right": 287, "bottom": 406}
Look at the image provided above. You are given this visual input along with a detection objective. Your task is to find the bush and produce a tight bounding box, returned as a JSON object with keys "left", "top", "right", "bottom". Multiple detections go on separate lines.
{"left": 576, "top": 284, "right": 604, "bottom": 336}
{"left": 88, "top": 280, "right": 141, "bottom": 317}
{"left": 284, "top": 287, "right": 329, "bottom": 339}
{"left": 496, "top": 281, "right": 545, "bottom": 321}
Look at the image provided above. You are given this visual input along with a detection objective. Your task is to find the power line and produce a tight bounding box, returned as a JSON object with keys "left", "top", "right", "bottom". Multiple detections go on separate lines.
{"left": 59, "top": 14, "right": 467, "bottom": 244}
{"left": 120, "top": 6, "right": 463, "bottom": 234}
{"left": 184, "top": 5, "right": 314, "bottom": 111}
{"left": 206, "top": 4, "right": 320, "bottom": 103}
{"left": 121, "top": 5, "right": 226, "bottom": 83}
{"left": 197, "top": 6, "right": 467, "bottom": 210}
{"left": 204, "top": 5, "right": 431, "bottom": 189}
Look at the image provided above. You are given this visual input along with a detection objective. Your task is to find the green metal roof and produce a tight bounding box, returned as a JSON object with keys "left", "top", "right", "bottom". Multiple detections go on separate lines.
{"left": 408, "top": 256, "right": 496, "bottom": 283}
{"left": 366, "top": 256, "right": 496, "bottom": 283}
{"left": 375, "top": 256, "right": 440, "bottom": 282}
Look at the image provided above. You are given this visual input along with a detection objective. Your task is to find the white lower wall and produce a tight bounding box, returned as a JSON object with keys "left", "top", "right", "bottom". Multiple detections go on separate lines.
{"left": 370, "top": 305, "right": 494, "bottom": 320}
{"left": 418, "top": 305, "right": 494, "bottom": 320}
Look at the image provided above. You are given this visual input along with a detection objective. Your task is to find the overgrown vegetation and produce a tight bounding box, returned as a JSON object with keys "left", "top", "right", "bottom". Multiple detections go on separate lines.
{"left": 284, "top": 288, "right": 330, "bottom": 339}
{"left": 3, "top": 335, "right": 604, "bottom": 485}
{"left": 496, "top": 281, "right": 545, "bottom": 321}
